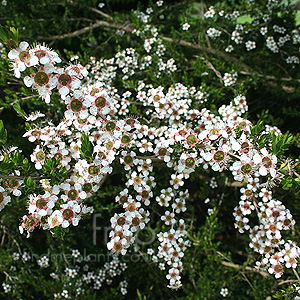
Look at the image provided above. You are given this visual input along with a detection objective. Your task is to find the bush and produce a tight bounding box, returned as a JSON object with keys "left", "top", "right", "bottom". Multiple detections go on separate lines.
{"left": 1, "top": 0, "right": 300, "bottom": 299}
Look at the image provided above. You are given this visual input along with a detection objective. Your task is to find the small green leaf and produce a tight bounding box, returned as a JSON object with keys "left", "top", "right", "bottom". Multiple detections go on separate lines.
{"left": 0, "top": 120, "right": 7, "bottom": 145}
{"left": 13, "top": 103, "right": 28, "bottom": 120}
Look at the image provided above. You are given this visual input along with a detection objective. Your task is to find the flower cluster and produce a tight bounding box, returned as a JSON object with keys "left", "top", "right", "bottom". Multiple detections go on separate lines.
{"left": 1, "top": 249, "right": 128, "bottom": 298}
{"left": 199, "top": 0, "right": 300, "bottom": 91}
{"left": 8, "top": 42, "right": 87, "bottom": 102}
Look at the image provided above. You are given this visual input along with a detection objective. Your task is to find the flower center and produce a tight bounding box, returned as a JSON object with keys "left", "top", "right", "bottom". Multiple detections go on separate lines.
{"left": 106, "top": 121, "right": 116, "bottom": 132}
{"left": 134, "top": 177, "right": 142, "bottom": 185}
{"left": 141, "top": 190, "right": 149, "bottom": 199}
{"left": 19, "top": 51, "right": 30, "bottom": 62}
{"left": 114, "top": 231, "right": 124, "bottom": 239}
{"left": 32, "top": 130, "right": 41, "bottom": 138}
{"left": 117, "top": 217, "right": 126, "bottom": 226}
{"left": 35, "top": 50, "right": 46, "bottom": 58}
{"left": 158, "top": 148, "right": 167, "bottom": 156}
{"left": 132, "top": 216, "right": 140, "bottom": 226}
{"left": 186, "top": 134, "right": 197, "bottom": 145}
{"left": 114, "top": 242, "right": 123, "bottom": 252}
{"left": 51, "top": 217, "right": 59, "bottom": 227}
{"left": 83, "top": 183, "right": 92, "bottom": 193}
{"left": 262, "top": 157, "right": 272, "bottom": 168}
{"left": 241, "top": 142, "right": 250, "bottom": 154}
{"left": 90, "top": 88, "right": 100, "bottom": 96}
{"left": 36, "top": 151, "right": 45, "bottom": 161}
{"left": 34, "top": 72, "right": 49, "bottom": 86}
{"left": 274, "top": 264, "right": 283, "bottom": 273}
{"left": 126, "top": 119, "right": 135, "bottom": 125}
{"left": 124, "top": 155, "right": 133, "bottom": 165}
{"left": 68, "top": 189, "right": 78, "bottom": 200}
{"left": 62, "top": 209, "right": 74, "bottom": 220}
{"left": 241, "top": 163, "right": 252, "bottom": 174}
{"left": 185, "top": 157, "right": 195, "bottom": 168}
{"left": 239, "top": 122, "right": 246, "bottom": 129}
{"left": 106, "top": 141, "right": 113, "bottom": 150}
{"left": 121, "top": 135, "right": 130, "bottom": 145}
{"left": 119, "top": 196, "right": 128, "bottom": 205}
{"left": 245, "top": 189, "right": 253, "bottom": 197}
{"left": 214, "top": 150, "right": 225, "bottom": 162}
{"left": 153, "top": 95, "right": 160, "bottom": 102}
{"left": 78, "top": 118, "right": 87, "bottom": 125}
{"left": 71, "top": 99, "right": 83, "bottom": 112}
{"left": 58, "top": 74, "right": 72, "bottom": 86}
{"left": 25, "top": 216, "right": 36, "bottom": 229}
{"left": 95, "top": 96, "right": 106, "bottom": 108}
{"left": 36, "top": 198, "right": 47, "bottom": 209}
{"left": 127, "top": 203, "right": 136, "bottom": 212}
{"left": 142, "top": 163, "right": 149, "bottom": 171}
{"left": 88, "top": 165, "right": 100, "bottom": 176}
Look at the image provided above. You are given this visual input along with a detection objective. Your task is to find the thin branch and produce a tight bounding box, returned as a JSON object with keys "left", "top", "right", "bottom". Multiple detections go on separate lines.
{"left": 36, "top": 18, "right": 94, "bottom": 22}
{"left": 89, "top": 7, "right": 113, "bottom": 20}
{"left": 221, "top": 260, "right": 270, "bottom": 278}
{"left": 0, "top": 174, "right": 42, "bottom": 180}
{"left": 197, "top": 56, "right": 223, "bottom": 83}
{"left": 240, "top": 70, "right": 300, "bottom": 83}
{"left": 293, "top": 268, "right": 300, "bottom": 285}
{"left": 225, "top": 180, "right": 245, "bottom": 187}
{"left": 38, "top": 20, "right": 133, "bottom": 41}
{"left": 278, "top": 279, "right": 298, "bottom": 286}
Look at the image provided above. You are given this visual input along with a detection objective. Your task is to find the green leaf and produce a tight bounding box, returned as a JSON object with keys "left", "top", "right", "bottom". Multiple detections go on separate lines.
{"left": 0, "top": 120, "right": 7, "bottom": 145}
{"left": 13, "top": 103, "right": 28, "bottom": 120}
{"left": 24, "top": 176, "right": 36, "bottom": 189}
{"left": 80, "top": 132, "right": 94, "bottom": 161}
{"left": 0, "top": 26, "right": 18, "bottom": 48}
{"left": 272, "top": 131, "right": 294, "bottom": 155}
{"left": 250, "top": 120, "right": 264, "bottom": 136}
{"left": 9, "top": 27, "right": 19, "bottom": 44}
{"left": 0, "top": 26, "right": 10, "bottom": 44}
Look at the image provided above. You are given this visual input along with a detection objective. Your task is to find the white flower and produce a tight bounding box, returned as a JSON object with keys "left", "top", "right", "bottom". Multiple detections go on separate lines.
{"left": 220, "top": 287, "right": 229, "bottom": 297}
{"left": 182, "top": 23, "right": 190, "bottom": 30}
{"left": 245, "top": 40, "right": 256, "bottom": 51}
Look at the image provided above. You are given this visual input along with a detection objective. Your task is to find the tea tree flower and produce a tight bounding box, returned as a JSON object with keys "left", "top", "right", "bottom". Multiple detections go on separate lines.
{"left": 8, "top": 41, "right": 38, "bottom": 77}
{"left": 182, "top": 23, "right": 190, "bottom": 31}
{"left": 220, "top": 288, "right": 229, "bottom": 297}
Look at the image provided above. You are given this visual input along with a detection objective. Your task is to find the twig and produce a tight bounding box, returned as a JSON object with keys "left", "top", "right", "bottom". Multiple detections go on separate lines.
{"left": 240, "top": 70, "right": 300, "bottom": 83}
{"left": 225, "top": 180, "right": 246, "bottom": 187}
{"left": 278, "top": 279, "right": 298, "bottom": 286}
{"left": 221, "top": 260, "right": 270, "bottom": 278}
{"left": 198, "top": 56, "right": 223, "bottom": 83}
{"left": 89, "top": 7, "right": 113, "bottom": 20}
{"left": 0, "top": 174, "right": 42, "bottom": 180}
{"left": 293, "top": 268, "right": 300, "bottom": 284}
{"left": 39, "top": 20, "right": 133, "bottom": 41}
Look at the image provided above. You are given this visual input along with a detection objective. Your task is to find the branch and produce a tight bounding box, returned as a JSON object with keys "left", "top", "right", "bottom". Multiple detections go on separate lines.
{"left": 89, "top": 7, "right": 113, "bottom": 20}
{"left": 38, "top": 19, "right": 299, "bottom": 86}
{"left": 221, "top": 261, "right": 270, "bottom": 278}
{"left": 38, "top": 20, "right": 133, "bottom": 41}
{"left": 240, "top": 70, "right": 300, "bottom": 83}
{"left": 0, "top": 174, "right": 42, "bottom": 180}
{"left": 197, "top": 56, "right": 223, "bottom": 83}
